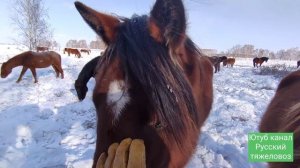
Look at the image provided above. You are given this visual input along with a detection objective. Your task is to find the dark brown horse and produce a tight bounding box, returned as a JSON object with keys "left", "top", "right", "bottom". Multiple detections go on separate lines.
{"left": 297, "top": 60, "right": 300, "bottom": 68}
{"left": 75, "top": 56, "right": 101, "bottom": 101}
{"left": 253, "top": 57, "right": 269, "bottom": 67}
{"left": 64, "top": 48, "right": 81, "bottom": 58}
{"left": 36, "top": 46, "right": 49, "bottom": 52}
{"left": 75, "top": 0, "right": 213, "bottom": 167}
{"left": 223, "top": 58, "right": 235, "bottom": 67}
{"left": 259, "top": 70, "right": 300, "bottom": 168}
{"left": 207, "top": 56, "right": 227, "bottom": 73}
{"left": 80, "top": 48, "right": 91, "bottom": 55}
{"left": 1, "top": 51, "right": 64, "bottom": 83}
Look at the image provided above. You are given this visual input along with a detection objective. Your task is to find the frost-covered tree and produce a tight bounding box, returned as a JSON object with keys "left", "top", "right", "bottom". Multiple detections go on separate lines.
{"left": 11, "top": 0, "right": 52, "bottom": 50}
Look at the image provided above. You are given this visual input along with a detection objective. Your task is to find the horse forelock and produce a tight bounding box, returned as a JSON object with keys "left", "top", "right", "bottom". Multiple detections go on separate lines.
{"left": 104, "top": 14, "right": 199, "bottom": 147}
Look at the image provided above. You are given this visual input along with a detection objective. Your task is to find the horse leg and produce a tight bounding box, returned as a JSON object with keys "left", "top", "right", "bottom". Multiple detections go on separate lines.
{"left": 16, "top": 66, "right": 28, "bottom": 83}
{"left": 57, "top": 65, "right": 64, "bottom": 79}
{"left": 52, "top": 65, "right": 59, "bottom": 77}
{"left": 29, "top": 68, "right": 38, "bottom": 83}
{"left": 214, "top": 64, "right": 217, "bottom": 73}
{"left": 53, "top": 63, "right": 64, "bottom": 79}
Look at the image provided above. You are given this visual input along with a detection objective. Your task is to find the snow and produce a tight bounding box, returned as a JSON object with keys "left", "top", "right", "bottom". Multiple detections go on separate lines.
{"left": 0, "top": 45, "right": 298, "bottom": 168}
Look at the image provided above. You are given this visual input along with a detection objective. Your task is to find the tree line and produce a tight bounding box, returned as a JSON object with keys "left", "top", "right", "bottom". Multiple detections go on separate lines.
{"left": 220, "top": 44, "right": 300, "bottom": 60}
{"left": 65, "top": 36, "right": 106, "bottom": 49}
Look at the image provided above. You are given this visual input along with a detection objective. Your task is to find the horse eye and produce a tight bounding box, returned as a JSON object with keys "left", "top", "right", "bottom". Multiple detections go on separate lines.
{"left": 154, "top": 122, "right": 163, "bottom": 129}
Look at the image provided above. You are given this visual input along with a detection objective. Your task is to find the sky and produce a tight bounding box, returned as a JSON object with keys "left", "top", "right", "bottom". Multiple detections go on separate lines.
{"left": 0, "top": 0, "right": 300, "bottom": 52}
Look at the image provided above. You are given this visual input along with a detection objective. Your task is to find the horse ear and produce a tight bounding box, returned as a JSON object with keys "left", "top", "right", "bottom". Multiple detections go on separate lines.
{"left": 149, "top": 0, "right": 186, "bottom": 50}
{"left": 74, "top": 1, "right": 120, "bottom": 44}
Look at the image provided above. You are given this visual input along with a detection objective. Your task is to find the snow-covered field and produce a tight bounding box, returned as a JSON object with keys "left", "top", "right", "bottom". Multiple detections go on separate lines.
{"left": 0, "top": 45, "right": 298, "bottom": 168}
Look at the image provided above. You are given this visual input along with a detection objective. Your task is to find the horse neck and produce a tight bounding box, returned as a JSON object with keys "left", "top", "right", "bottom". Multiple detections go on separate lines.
{"left": 6, "top": 53, "right": 25, "bottom": 70}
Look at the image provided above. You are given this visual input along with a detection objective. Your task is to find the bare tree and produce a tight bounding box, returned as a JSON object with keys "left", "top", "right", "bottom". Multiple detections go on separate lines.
{"left": 78, "top": 40, "right": 88, "bottom": 48}
{"left": 11, "top": 0, "right": 52, "bottom": 50}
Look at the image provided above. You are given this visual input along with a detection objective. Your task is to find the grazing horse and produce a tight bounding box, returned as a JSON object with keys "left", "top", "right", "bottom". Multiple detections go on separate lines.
{"left": 75, "top": 56, "right": 101, "bottom": 101}
{"left": 253, "top": 57, "right": 269, "bottom": 67}
{"left": 64, "top": 48, "right": 81, "bottom": 58}
{"left": 207, "top": 56, "right": 227, "bottom": 73}
{"left": 223, "top": 58, "right": 235, "bottom": 67}
{"left": 75, "top": 0, "right": 213, "bottom": 167}
{"left": 80, "top": 48, "right": 91, "bottom": 55}
{"left": 36, "top": 46, "right": 49, "bottom": 52}
{"left": 259, "top": 70, "right": 300, "bottom": 168}
{"left": 297, "top": 60, "right": 300, "bottom": 68}
{"left": 1, "top": 51, "right": 64, "bottom": 83}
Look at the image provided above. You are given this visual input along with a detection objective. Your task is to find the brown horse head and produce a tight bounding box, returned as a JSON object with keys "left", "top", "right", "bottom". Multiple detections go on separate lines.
{"left": 1, "top": 62, "right": 11, "bottom": 78}
{"left": 260, "top": 70, "right": 300, "bottom": 168}
{"left": 75, "top": 0, "right": 213, "bottom": 167}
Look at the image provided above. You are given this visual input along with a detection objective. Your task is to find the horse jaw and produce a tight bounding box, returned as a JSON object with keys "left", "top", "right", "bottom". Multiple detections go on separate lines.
{"left": 106, "top": 80, "right": 130, "bottom": 121}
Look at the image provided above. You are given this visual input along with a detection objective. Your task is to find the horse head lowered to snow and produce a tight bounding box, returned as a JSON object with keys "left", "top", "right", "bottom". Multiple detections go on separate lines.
{"left": 1, "top": 51, "right": 64, "bottom": 83}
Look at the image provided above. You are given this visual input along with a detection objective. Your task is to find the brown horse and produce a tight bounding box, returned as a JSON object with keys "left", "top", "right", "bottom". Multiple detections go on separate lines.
{"left": 75, "top": 0, "right": 213, "bottom": 168}
{"left": 36, "top": 46, "right": 49, "bottom": 52}
{"left": 297, "top": 60, "right": 300, "bottom": 68}
{"left": 207, "top": 56, "right": 227, "bottom": 73}
{"left": 80, "top": 48, "right": 91, "bottom": 55}
{"left": 64, "top": 48, "right": 81, "bottom": 58}
{"left": 1, "top": 51, "right": 64, "bottom": 83}
{"left": 259, "top": 70, "right": 300, "bottom": 168}
{"left": 253, "top": 57, "right": 269, "bottom": 67}
{"left": 223, "top": 58, "right": 235, "bottom": 67}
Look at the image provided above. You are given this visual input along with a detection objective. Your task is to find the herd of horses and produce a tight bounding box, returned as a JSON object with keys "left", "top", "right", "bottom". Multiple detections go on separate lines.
{"left": 37, "top": 46, "right": 91, "bottom": 58}
{"left": 207, "top": 56, "right": 237, "bottom": 73}
{"left": 0, "top": 0, "right": 299, "bottom": 167}
{"left": 207, "top": 56, "right": 269, "bottom": 73}
{"left": 64, "top": 48, "right": 92, "bottom": 58}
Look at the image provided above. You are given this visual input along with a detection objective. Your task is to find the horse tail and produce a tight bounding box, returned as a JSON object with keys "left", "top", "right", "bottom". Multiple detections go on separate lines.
{"left": 253, "top": 59, "right": 256, "bottom": 67}
{"left": 59, "top": 53, "right": 61, "bottom": 64}
{"left": 53, "top": 51, "right": 62, "bottom": 65}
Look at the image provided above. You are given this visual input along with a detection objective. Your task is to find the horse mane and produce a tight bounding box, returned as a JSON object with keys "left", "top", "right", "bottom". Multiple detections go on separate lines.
{"left": 103, "top": 15, "right": 198, "bottom": 146}
{"left": 278, "top": 71, "right": 300, "bottom": 162}
{"left": 261, "top": 57, "right": 269, "bottom": 61}
{"left": 2, "top": 51, "right": 32, "bottom": 67}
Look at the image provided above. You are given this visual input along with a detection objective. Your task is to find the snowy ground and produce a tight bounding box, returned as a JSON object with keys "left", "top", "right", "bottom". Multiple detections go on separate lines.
{"left": 0, "top": 46, "right": 298, "bottom": 168}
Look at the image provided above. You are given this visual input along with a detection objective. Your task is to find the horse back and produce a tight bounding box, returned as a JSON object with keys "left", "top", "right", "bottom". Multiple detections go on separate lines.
{"left": 25, "top": 51, "right": 61, "bottom": 68}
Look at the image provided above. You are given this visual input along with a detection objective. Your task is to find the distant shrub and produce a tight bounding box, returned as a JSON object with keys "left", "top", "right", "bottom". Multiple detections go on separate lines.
{"left": 253, "top": 64, "right": 294, "bottom": 78}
